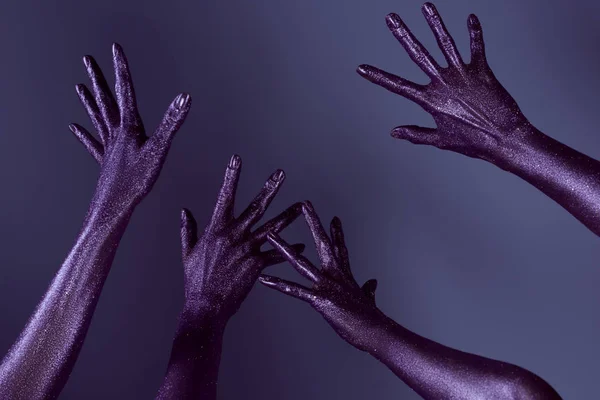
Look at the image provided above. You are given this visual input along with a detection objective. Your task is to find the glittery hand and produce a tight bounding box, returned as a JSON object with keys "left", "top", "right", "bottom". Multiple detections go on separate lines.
{"left": 260, "top": 202, "right": 562, "bottom": 399}
{"left": 180, "top": 155, "right": 304, "bottom": 323}
{"left": 70, "top": 43, "right": 191, "bottom": 210}
{"left": 156, "top": 155, "right": 303, "bottom": 399}
{"left": 0, "top": 44, "right": 190, "bottom": 400}
{"left": 359, "top": 3, "right": 600, "bottom": 236}
{"left": 358, "top": 3, "right": 528, "bottom": 161}
{"left": 259, "top": 202, "right": 383, "bottom": 352}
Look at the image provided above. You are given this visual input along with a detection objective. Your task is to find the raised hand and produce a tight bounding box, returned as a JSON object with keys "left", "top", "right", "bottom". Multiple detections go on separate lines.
{"left": 156, "top": 155, "right": 303, "bottom": 400}
{"left": 70, "top": 42, "right": 191, "bottom": 210}
{"left": 260, "top": 202, "right": 562, "bottom": 399}
{"left": 260, "top": 202, "right": 383, "bottom": 352}
{"left": 0, "top": 43, "right": 191, "bottom": 400}
{"left": 358, "top": 2, "right": 600, "bottom": 236}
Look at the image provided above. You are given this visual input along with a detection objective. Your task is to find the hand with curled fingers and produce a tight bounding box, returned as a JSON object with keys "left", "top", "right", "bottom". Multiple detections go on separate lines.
{"left": 359, "top": 2, "right": 600, "bottom": 236}
{"left": 156, "top": 155, "right": 304, "bottom": 400}
{"left": 260, "top": 202, "right": 562, "bottom": 400}
{"left": 260, "top": 202, "right": 383, "bottom": 352}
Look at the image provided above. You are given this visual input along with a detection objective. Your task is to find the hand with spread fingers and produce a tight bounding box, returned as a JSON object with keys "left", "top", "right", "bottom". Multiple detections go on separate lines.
{"left": 70, "top": 42, "right": 191, "bottom": 210}
{"left": 0, "top": 43, "right": 191, "bottom": 400}
{"left": 358, "top": 2, "right": 600, "bottom": 236}
{"left": 156, "top": 155, "right": 304, "bottom": 400}
{"left": 260, "top": 201, "right": 562, "bottom": 400}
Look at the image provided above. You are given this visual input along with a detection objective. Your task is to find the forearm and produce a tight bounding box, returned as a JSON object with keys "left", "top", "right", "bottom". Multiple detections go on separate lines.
{"left": 490, "top": 124, "right": 600, "bottom": 236}
{"left": 0, "top": 193, "right": 133, "bottom": 400}
{"left": 156, "top": 309, "right": 226, "bottom": 400}
{"left": 368, "top": 315, "right": 560, "bottom": 400}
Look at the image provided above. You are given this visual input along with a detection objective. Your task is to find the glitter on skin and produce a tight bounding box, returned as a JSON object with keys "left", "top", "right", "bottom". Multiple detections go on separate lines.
{"left": 260, "top": 201, "right": 563, "bottom": 399}
{"left": 357, "top": 2, "right": 600, "bottom": 236}
{"left": 155, "top": 155, "right": 304, "bottom": 399}
{"left": 0, "top": 43, "right": 191, "bottom": 400}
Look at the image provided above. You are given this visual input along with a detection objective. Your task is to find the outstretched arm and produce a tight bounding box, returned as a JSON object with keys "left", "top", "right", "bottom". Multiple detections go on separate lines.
{"left": 156, "top": 155, "right": 303, "bottom": 399}
{"left": 0, "top": 43, "right": 191, "bottom": 400}
{"left": 260, "top": 202, "right": 562, "bottom": 400}
{"left": 358, "top": 2, "right": 600, "bottom": 236}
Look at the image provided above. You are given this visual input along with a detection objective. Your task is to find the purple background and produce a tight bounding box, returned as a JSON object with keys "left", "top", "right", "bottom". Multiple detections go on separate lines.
{"left": 0, "top": 0, "right": 599, "bottom": 398}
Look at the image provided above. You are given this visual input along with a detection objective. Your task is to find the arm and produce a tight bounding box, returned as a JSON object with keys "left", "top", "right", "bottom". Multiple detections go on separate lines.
{"left": 156, "top": 155, "right": 304, "bottom": 399}
{"left": 357, "top": 2, "right": 600, "bottom": 236}
{"left": 0, "top": 43, "right": 191, "bottom": 400}
{"left": 259, "top": 201, "right": 562, "bottom": 400}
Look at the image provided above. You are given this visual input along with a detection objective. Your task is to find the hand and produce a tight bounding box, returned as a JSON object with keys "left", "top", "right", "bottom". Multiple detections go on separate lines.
{"left": 69, "top": 43, "right": 191, "bottom": 211}
{"left": 180, "top": 155, "right": 304, "bottom": 325}
{"left": 357, "top": 2, "right": 532, "bottom": 162}
{"left": 259, "top": 201, "right": 384, "bottom": 352}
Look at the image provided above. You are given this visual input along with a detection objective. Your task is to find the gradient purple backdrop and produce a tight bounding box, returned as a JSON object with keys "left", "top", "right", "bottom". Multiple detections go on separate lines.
{"left": 0, "top": 0, "right": 599, "bottom": 399}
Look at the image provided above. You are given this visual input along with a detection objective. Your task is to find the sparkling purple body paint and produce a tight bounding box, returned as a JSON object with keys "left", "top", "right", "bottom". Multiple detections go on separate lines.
{"left": 155, "top": 155, "right": 303, "bottom": 399}
{"left": 0, "top": 2, "right": 591, "bottom": 399}
{"left": 0, "top": 43, "right": 191, "bottom": 400}
{"left": 358, "top": 2, "right": 600, "bottom": 237}
{"left": 261, "top": 201, "right": 562, "bottom": 400}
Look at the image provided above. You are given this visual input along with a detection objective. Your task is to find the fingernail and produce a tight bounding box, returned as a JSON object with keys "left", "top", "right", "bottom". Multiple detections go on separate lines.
{"left": 180, "top": 208, "right": 188, "bottom": 220}
{"left": 175, "top": 93, "right": 190, "bottom": 110}
{"left": 356, "top": 64, "right": 369, "bottom": 75}
{"left": 303, "top": 200, "right": 314, "bottom": 211}
{"left": 272, "top": 169, "right": 285, "bottom": 182}
{"left": 385, "top": 13, "right": 401, "bottom": 29}
{"left": 468, "top": 14, "right": 480, "bottom": 28}
{"left": 259, "top": 275, "right": 273, "bottom": 284}
{"left": 82, "top": 56, "right": 91, "bottom": 68}
{"left": 228, "top": 154, "right": 241, "bottom": 169}
{"left": 68, "top": 124, "right": 76, "bottom": 133}
{"left": 112, "top": 43, "right": 120, "bottom": 57}
{"left": 422, "top": 3, "right": 436, "bottom": 16}
{"left": 332, "top": 216, "right": 342, "bottom": 226}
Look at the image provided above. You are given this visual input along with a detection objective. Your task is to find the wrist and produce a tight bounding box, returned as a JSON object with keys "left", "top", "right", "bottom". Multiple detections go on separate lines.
{"left": 484, "top": 123, "right": 549, "bottom": 172}
{"left": 178, "top": 304, "right": 228, "bottom": 336}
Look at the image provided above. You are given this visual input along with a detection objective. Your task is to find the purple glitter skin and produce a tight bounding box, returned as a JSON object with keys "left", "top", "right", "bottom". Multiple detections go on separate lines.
{"left": 155, "top": 155, "right": 304, "bottom": 399}
{"left": 0, "top": 43, "right": 191, "bottom": 400}
{"left": 358, "top": 2, "right": 600, "bottom": 236}
{"left": 260, "top": 201, "right": 562, "bottom": 399}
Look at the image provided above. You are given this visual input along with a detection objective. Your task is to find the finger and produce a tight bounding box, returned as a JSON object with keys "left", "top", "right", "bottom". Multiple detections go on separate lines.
{"left": 385, "top": 13, "right": 442, "bottom": 81}
{"left": 261, "top": 243, "right": 306, "bottom": 268}
{"left": 361, "top": 279, "right": 378, "bottom": 301}
{"left": 75, "top": 84, "right": 109, "bottom": 143}
{"left": 422, "top": 3, "right": 464, "bottom": 69}
{"left": 251, "top": 202, "right": 303, "bottom": 244}
{"left": 330, "top": 217, "right": 351, "bottom": 275}
{"left": 112, "top": 43, "right": 142, "bottom": 126}
{"left": 468, "top": 14, "right": 487, "bottom": 67}
{"left": 390, "top": 125, "right": 442, "bottom": 147}
{"left": 180, "top": 208, "right": 198, "bottom": 258}
{"left": 144, "top": 93, "right": 192, "bottom": 154}
{"left": 68, "top": 123, "right": 103, "bottom": 163}
{"left": 258, "top": 274, "right": 316, "bottom": 303}
{"left": 209, "top": 155, "right": 242, "bottom": 228}
{"left": 301, "top": 201, "right": 336, "bottom": 270}
{"left": 267, "top": 232, "right": 322, "bottom": 283}
{"left": 237, "top": 169, "right": 286, "bottom": 232}
{"left": 82, "top": 55, "right": 119, "bottom": 128}
{"left": 356, "top": 65, "right": 427, "bottom": 106}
